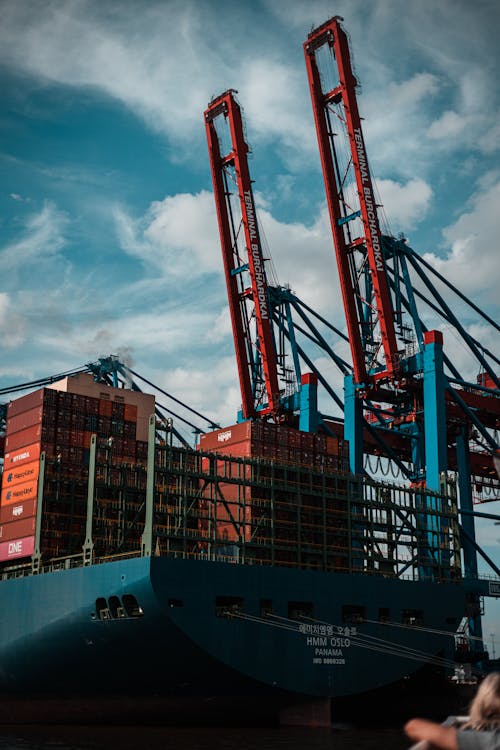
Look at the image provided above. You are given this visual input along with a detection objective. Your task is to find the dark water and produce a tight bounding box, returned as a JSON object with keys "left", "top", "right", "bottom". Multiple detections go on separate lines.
{"left": 0, "top": 725, "right": 407, "bottom": 750}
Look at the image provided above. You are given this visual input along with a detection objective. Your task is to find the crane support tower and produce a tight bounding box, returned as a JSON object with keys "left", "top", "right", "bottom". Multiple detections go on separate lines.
{"left": 205, "top": 90, "right": 281, "bottom": 421}
{"left": 304, "top": 16, "right": 500, "bottom": 656}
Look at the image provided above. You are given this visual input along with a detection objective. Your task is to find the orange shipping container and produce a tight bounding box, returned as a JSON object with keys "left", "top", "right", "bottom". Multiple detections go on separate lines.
{"left": 4, "top": 442, "right": 41, "bottom": 469}
{"left": 1, "top": 460, "right": 39, "bottom": 489}
{"left": 1, "top": 478, "right": 39, "bottom": 506}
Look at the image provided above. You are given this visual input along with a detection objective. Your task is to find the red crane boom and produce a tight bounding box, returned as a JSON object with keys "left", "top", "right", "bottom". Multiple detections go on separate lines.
{"left": 205, "top": 90, "right": 281, "bottom": 419}
{"left": 304, "top": 17, "right": 399, "bottom": 385}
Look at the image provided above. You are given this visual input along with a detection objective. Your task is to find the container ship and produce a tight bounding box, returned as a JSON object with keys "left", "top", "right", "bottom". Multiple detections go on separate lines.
{"left": 0, "top": 371, "right": 467, "bottom": 725}
{"left": 0, "top": 15, "right": 498, "bottom": 726}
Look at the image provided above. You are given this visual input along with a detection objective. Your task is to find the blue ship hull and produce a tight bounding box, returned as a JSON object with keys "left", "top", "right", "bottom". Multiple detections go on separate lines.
{"left": 0, "top": 555, "right": 465, "bottom": 721}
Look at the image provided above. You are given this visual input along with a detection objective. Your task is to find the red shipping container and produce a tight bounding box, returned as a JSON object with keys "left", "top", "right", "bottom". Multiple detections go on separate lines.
{"left": 0, "top": 498, "right": 36, "bottom": 524}
{"left": 0, "top": 535, "right": 35, "bottom": 562}
{"left": 124, "top": 403, "right": 138, "bottom": 422}
{"left": 99, "top": 399, "right": 113, "bottom": 417}
{"left": 198, "top": 422, "right": 252, "bottom": 452}
{"left": 4, "top": 442, "right": 41, "bottom": 469}
{"left": 85, "top": 396, "right": 100, "bottom": 415}
{"left": 98, "top": 416, "right": 112, "bottom": 434}
{"left": 326, "top": 436, "right": 339, "bottom": 455}
{"left": 301, "top": 432, "right": 314, "bottom": 450}
{"left": 111, "top": 401, "right": 125, "bottom": 419}
{"left": 1, "top": 460, "right": 39, "bottom": 489}
{"left": 0, "top": 516, "right": 36, "bottom": 542}
{"left": 71, "top": 412, "right": 85, "bottom": 430}
{"left": 5, "top": 424, "right": 42, "bottom": 452}
{"left": 1, "top": 478, "right": 38, "bottom": 506}
{"left": 314, "top": 434, "right": 326, "bottom": 454}
{"left": 6, "top": 389, "right": 45, "bottom": 419}
{"left": 123, "top": 421, "right": 136, "bottom": 438}
{"left": 58, "top": 391, "right": 73, "bottom": 408}
{"left": 6, "top": 405, "right": 44, "bottom": 435}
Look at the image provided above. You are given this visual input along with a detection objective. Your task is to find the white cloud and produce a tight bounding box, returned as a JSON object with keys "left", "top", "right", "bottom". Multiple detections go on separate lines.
{"left": 422, "top": 177, "right": 500, "bottom": 302}
{"left": 159, "top": 355, "right": 240, "bottom": 432}
{"left": 375, "top": 178, "right": 432, "bottom": 230}
{"left": 0, "top": 201, "right": 68, "bottom": 274}
{"left": 427, "top": 110, "right": 467, "bottom": 140}
{"left": 478, "top": 121, "right": 500, "bottom": 155}
{"left": 207, "top": 306, "right": 232, "bottom": 344}
{"left": 114, "top": 190, "right": 221, "bottom": 278}
{"left": 0, "top": 293, "right": 27, "bottom": 348}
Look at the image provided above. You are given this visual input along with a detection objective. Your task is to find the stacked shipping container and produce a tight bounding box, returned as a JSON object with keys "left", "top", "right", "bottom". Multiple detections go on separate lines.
{"left": 197, "top": 422, "right": 350, "bottom": 564}
{"left": 198, "top": 420, "right": 349, "bottom": 466}
{"left": 0, "top": 375, "right": 154, "bottom": 563}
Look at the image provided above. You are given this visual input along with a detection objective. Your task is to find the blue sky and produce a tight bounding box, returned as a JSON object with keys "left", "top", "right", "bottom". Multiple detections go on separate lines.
{"left": 1, "top": 0, "right": 500, "bottom": 645}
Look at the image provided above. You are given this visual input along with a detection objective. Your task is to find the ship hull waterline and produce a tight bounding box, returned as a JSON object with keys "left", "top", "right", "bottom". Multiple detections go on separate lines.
{"left": 0, "top": 555, "right": 465, "bottom": 724}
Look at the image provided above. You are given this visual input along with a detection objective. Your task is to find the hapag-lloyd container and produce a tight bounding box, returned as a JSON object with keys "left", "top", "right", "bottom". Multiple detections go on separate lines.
{"left": 199, "top": 422, "right": 344, "bottom": 466}
{"left": 1, "top": 478, "right": 39, "bottom": 506}
{"left": 2, "top": 460, "right": 39, "bottom": 488}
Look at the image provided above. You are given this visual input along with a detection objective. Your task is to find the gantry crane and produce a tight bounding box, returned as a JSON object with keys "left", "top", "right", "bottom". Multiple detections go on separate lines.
{"left": 304, "top": 15, "right": 500, "bottom": 657}
{"left": 205, "top": 90, "right": 352, "bottom": 430}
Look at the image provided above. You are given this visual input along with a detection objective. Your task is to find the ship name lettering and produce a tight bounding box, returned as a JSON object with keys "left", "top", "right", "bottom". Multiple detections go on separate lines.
{"left": 330, "top": 637, "right": 351, "bottom": 648}
{"left": 307, "top": 636, "right": 327, "bottom": 647}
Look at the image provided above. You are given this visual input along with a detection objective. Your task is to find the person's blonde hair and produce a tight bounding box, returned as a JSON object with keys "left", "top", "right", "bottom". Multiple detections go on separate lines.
{"left": 463, "top": 672, "right": 500, "bottom": 731}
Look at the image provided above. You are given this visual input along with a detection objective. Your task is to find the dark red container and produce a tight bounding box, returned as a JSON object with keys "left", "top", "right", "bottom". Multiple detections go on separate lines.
{"left": 5, "top": 424, "right": 42, "bottom": 452}
{"left": 0, "top": 516, "right": 36, "bottom": 542}
{"left": 0, "top": 498, "right": 36, "bottom": 524}
{"left": 111, "top": 401, "right": 125, "bottom": 419}
{"left": 99, "top": 399, "right": 113, "bottom": 417}
{"left": 6, "top": 389, "right": 45, "bottom": 419}
{"left": 6, "top": 406, "right": 43, "bottom": 435}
